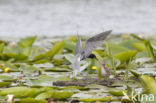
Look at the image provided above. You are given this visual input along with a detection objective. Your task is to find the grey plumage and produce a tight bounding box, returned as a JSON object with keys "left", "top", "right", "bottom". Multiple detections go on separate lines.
{"left": 71, "top": 30, "right": 112, "bottom": 76}
{"left": 74, "top": 30, "right": 112, "bottom": 60}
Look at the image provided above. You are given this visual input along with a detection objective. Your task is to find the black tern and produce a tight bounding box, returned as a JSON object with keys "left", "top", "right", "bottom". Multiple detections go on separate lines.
{"left": 71, "top": 30, "right": 112, "bottom": 77}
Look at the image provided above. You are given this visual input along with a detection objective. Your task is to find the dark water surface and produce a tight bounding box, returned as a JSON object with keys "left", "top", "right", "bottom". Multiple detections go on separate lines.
{"left": 0, "top": 0, "right": 156, "bottom": 37}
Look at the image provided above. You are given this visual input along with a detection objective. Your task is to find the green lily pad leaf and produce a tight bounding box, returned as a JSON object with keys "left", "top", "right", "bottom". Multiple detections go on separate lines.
{"left": 130, "top": 70, "right": 140, "bottom": 78}
{"left": 0, "top": 82, "right": 11, "bottom": 87}
{"left": 25, "top": 75, "right": 71, "bottom": 87}
{"left": 0, "top": 75, "right": 16, "bottom": 82}
{"left": 29, "top": 87, "right": 53, "bottom": 98}
{"left": 5, "top": 53, "right": 28, "bottom": 60}
{"left": 145, "top": 40, "right": 156, "bottom": 62}
{"left": 51, "top": 90, "right": 73, "bottom": 100}
{"left": 28, "top": 47, "right": 45, "bottom": 61}
{"left": 119, "top": 39, "right": 139, "bottom": 50}
{"left": 36, "top": 90, "right": 73, "bottom": 100}
{"left": 139, "top": 75, "right": 156, "bottom": 94}
{"left": 33, "top": 59, "right": 50, "bottom": 64}
{"left": 79, "top": 96, "right": 111, "bottom": 102}
{"left": 109, "top": 90, "right": 124, "bottom": 96}
{"left": 0, "top": 87, "right": 34, "bottom": 98}
{"left": 25, "top": 75, "right": 55, "bottom": 87}
{"left": 114, "top": 50, "right": 137, "bottom": 63}
{"left": 64, "top": 40, "right": 75, "bottom": 51}
{"left": 32, "top": 53, "right": 46, "bottom": 62}
{"left": 106, "top": 43, "right": 130, "bottom": 55}
{"left": 35, "top": 92, "right": 53, "bottom": 100}
{"left": 18, "top": 36, "right": 37, "bottom": 48}
{"left": 45, "top": 67, "right": 70, "bottom": 72}
{"left": 45, "top": 41, "right": 64, "bottom": 58}
{"left": 0, "top": 43, "right": 4, "bottom": 53}
{"left": 19, "top": 64, "right": 39, "bottom": 73}
{"left": 2, "top": 46, "right": 29, "bottom": 60}
{"left": 16, "top": 98, "right": 45, "bottom": 103}
{"left": 32, "top": 41, "right": 64, "bottom": 61}
{"left": 132, "top": 43, "right": 146, "bottom": 51}
{"left": 56, "top": 76, "right": 72, "bottom": 81}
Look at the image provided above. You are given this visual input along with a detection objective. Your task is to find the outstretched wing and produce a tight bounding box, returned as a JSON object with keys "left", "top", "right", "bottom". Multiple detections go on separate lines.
{"left": 74, "top": 35, "right": 83, "bottom": 56}
{"left": 84, "top": 30, "right": 112, "bottom": 58}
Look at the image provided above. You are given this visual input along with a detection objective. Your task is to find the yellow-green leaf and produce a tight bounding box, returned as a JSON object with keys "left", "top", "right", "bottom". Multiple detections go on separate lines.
{"left": 114, "top": 50, "right": 137, "bottom": 63}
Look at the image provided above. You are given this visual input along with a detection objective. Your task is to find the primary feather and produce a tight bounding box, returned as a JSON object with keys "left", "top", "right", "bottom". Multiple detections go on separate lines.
{"left": 74, "top": 34, "right": 83, "bottom": 56}
{"left": 84, "top": 30, "right": 112, "bottom": 59}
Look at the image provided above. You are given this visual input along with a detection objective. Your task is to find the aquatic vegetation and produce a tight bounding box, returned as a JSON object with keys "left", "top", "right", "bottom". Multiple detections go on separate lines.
{"left": 0, "top": 34, "right": 156, "bottom": 103}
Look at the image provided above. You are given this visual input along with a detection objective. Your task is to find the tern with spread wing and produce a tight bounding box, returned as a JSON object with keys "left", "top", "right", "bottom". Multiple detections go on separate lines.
{"left": 71, "top": 30, "right": 112, "bottom": 77}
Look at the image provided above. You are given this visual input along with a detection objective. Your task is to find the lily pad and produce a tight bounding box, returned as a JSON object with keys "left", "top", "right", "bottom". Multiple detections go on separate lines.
{"left": 79, "top": 96, "right": 111, "bottom": 102}
{"left": 0, "top": 75, "right": 16, "bottom": 82}
{"left": 16, "top": 98, "right": 45, "bottom": 103}
{"left": 0, "top": 87, "right": 34, "bottom": 98}
{"left": 114, "top": 50, "right": 137, "bottom": 63}
{"left": 0, "top": 82, "right": 11, "bottom": 87}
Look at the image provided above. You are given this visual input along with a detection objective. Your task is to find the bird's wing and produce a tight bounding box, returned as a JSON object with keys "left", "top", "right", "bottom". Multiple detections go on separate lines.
{"left": 84, "top": 30, "right": 112, "bottom": 58}
{"left": 74, "top": 35, "right": 83, "bottom": 56}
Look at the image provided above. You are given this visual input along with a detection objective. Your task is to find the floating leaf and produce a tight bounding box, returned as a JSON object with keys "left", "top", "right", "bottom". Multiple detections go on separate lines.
{"left": 32, "top": 41, "right": 64, "bottom": 61}
{"left": 106, "top": 43, "right": 130, "bottom": 55}
{"left": 0, "top": 75, "right": 16, "bottom": 82}
{"left": 140, "top": 75, "right": 156, "bottom": 94}
{"left": 50, "top": 90, "right": 73, "bottom": 100}
{"left": 0, "top": 43, "right": 4, "bottom": 53}
{"left": 0, "top": 87, "right": 34, "bottom": 98}
{"left": 120, "top": 40, "right": 139, "bottom": 50}
{"left": 109, "top": 90, "right": 124, "bottom": 96}
{"left": 18, "top": 36, "right": 37, "bottom": 48}
{"left": 114, "top": 50, "right": 137, "bottom": 63}
{"left": 45, "top": 67, "right": 70, "bottom": 72}
{"left": 0, "top": 82, "right": 11, "bottom": 87}
{"left": 45, "top": 41, "right": 64, "bottom": 58}
{"left": 145, "top": 41, "right": 156, "bottom": 62}
{"left": 16, "top": 98, "right": 45, "bottom": 103}
{"left": 25, "top": 75, "right": 55, "bottom": 87}
{"left": 35, "top": 92, "right": 53, "bottom": 100}
{"left": 64, "top": 40, "right": 75, "bottom": 51}
{"left": 132, "top": 42, "right": 146, "bottom": 51}
{"left": 79, "top": 96, "right": 111, "bottom": 102}
{"left": 19, "top": 64, "right": 39, "bottom": 73}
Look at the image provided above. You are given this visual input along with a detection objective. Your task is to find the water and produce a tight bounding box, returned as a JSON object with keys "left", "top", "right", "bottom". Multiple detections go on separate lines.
{"left": 0, "top": 0, "right": 156, "bottom": 37}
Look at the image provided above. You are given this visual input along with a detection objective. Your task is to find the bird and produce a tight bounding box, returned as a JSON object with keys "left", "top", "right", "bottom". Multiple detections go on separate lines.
{"left": 70, "top": 30, "right": 112, "bottom": 77}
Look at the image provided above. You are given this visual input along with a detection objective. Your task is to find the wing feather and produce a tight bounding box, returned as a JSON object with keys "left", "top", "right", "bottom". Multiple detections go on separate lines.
{"left": 74, "top": 35, "right": 83, "bottom": 56}
{"left": 84, "top": 30, "right": 112, "bottom": 58}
